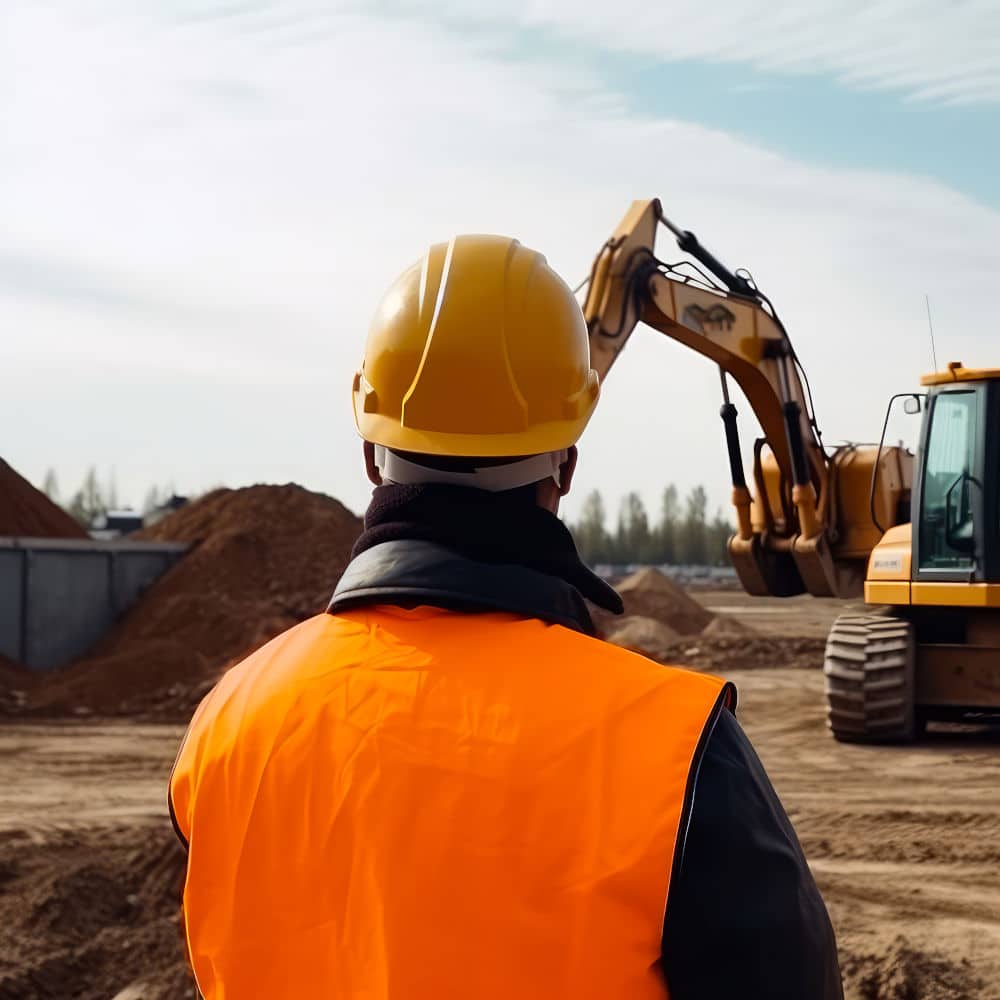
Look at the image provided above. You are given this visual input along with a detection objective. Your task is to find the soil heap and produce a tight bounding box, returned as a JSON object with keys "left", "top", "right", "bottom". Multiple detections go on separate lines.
{"left": 594, "top": 569, "right": 820, "bottom": 669}
{"left": 24, "top": 484, "right": 362, "bottom": 720}
{"left": 840, "top": 934, "right": 985, "bottom": 1000}
{"left": 605, "top": 616, "right": 680, "bottom": 659}
{"left": 0, "top": 824, "right": 191, "bottom": 1000}
{"left": 591, "top": 566, "right": 714, "bottom": 638}
{"left": 0, "top": 458, "right": 87, "bottom": 538}
{"left": 615, "top": 567, "right": 715, "bottom": 633}
{"left": 701, "top": 613, "right": 758, "bottom": 637}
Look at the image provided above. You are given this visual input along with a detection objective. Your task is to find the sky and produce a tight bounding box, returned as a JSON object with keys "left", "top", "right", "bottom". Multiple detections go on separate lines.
{"left": 2, "top": 0, "right": 999, "bottom": 526}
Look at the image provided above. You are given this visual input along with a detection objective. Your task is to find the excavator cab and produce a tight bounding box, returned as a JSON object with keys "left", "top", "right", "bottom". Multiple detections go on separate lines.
{"left": 914, "top": 373, "right": 1000, "bottom": 583}
{"left": 825, "top": 366, "right": 1000, "bottom": 743}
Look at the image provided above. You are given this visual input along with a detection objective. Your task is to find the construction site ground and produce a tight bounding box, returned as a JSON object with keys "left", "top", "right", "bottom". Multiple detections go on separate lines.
{"left": 2, "top": 593, "right": 999, "bottom": 999}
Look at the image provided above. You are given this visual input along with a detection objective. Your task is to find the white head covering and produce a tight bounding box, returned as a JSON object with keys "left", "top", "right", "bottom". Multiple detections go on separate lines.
{"left": 374, "top": 446, "right": 568, "bottom": 493}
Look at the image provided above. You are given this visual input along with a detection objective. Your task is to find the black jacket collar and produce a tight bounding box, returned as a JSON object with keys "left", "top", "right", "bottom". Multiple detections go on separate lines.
{"left": 329, "top": 539, "right": 605, "bottom": 636}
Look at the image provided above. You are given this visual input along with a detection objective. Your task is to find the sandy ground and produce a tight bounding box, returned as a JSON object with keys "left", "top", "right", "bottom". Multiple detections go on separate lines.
{"left": 695, "top": 587, "right": 869, "bottom": 638}
{"left": 2, "top": 597, "right": 999, "bottom": 999}
{"left": 740, "top": 669, "right": 1000, "bottom": 1000}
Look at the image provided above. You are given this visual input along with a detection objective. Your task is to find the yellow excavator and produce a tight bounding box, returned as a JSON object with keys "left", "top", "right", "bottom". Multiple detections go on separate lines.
{"left": 582, "top": 198, "right": 1000, "bottom": 743}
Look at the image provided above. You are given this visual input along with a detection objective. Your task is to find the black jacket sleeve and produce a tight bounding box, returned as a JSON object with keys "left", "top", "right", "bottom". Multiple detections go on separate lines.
{"left": 661, "top": 709, "right": 843, "bottom": 1000}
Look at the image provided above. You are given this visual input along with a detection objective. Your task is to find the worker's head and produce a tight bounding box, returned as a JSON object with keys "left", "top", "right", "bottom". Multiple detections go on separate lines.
{"left": 353, "top": 234, "right": 599, "bottom": 512}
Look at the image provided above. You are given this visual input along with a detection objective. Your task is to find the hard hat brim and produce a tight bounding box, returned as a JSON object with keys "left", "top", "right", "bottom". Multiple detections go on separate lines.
{"left": 353, "top": 405, "right": 597, "bottom": 458}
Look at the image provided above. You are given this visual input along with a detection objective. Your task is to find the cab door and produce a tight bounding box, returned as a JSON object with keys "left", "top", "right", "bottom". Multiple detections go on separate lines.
{"left": 913, "top": 382, "right": 999, "bottom": 583}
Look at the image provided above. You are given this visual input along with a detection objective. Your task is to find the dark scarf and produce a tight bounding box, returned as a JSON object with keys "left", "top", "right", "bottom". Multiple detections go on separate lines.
{"left": 352, "top": 484, "right": 623, "bottom": 614}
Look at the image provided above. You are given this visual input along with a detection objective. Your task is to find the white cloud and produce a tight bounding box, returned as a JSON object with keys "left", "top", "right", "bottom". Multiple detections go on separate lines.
{"left": 2, "top": 2, "right": 999, "bottom": 528}
{"left": 397, "top": 0, "right": 1000, "bottom": 105}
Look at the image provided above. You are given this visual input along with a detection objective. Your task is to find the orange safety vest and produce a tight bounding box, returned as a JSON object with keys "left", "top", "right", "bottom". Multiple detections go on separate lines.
{"left": 170, "top": 606, "right": 732, "bottom": 999}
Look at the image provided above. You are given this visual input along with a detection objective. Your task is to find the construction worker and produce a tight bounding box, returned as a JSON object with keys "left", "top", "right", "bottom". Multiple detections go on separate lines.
{"left": 169, "top": 235, "right": 843, "bottom": 999}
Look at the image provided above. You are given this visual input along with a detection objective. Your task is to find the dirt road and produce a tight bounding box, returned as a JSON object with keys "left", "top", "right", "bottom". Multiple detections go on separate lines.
{"left": 2, "top": 619, "right": 999, "bottom": 997}
{"left": 0, "top": 724, "right": 178, "bottom": 836}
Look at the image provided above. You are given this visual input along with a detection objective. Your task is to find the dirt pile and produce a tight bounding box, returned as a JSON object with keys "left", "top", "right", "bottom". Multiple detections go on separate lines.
{"left": 599, "top": 567, "right": 714, "bottom": 636}
{"left": 0, "top": 458, "right": 87, "bottom": 538}
{"left": 605, "top": 616, "right": 680, "bottom": 659}
{"left": 0, "top": 823, "right": 190, "bottom": 1000}
{"left": 22, "top": 484, "right": 362, "bottom": 721}
{"left": 591, "top": 568, "right": 775, "bottom": 664}
{"left": 701, "top": 613, "right": 758, "bottom": 637}
{"left": 841, "top": 935, "right": 985, "bottom": 999}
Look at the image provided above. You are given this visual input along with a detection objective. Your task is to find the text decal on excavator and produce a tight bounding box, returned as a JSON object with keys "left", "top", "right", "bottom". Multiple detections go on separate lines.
{"left": 872, "top": 555, "right": 904, "bottom": 572}
{"left": 681, "top": 304, "right": 736, "bottom": 335}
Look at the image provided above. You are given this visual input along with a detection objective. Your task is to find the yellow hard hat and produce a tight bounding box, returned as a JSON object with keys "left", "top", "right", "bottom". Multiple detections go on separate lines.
{"left": 353, "top": 234, "right": 600, "bottom": 457}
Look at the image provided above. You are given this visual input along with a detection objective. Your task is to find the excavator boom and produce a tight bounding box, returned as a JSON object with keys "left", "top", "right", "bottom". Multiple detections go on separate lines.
{"left": 583, "top": 199, "right": 913, "bottom": 598}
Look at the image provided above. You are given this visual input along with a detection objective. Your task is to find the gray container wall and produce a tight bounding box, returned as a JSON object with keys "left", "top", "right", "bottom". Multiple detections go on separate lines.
{"left": 0, "top": 538, "right": 188, "bottom": 670}
{"left": 0, "top": 549, "right": 23, "bottom": 660}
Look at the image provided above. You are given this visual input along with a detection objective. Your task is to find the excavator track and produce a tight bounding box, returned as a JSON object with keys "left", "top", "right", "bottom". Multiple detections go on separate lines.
{"left": 823, "top": 613, "right": 916, "bottom": 743}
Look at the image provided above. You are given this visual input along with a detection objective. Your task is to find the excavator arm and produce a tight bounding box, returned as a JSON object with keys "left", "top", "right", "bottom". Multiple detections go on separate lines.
{"left": 582, "top": 199, "right": 912, "bottom": 598}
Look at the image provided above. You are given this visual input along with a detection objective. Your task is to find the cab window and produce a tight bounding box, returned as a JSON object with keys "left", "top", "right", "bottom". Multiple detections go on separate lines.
{"left": 919, "top": 391, "right": 978, "bottom": 570}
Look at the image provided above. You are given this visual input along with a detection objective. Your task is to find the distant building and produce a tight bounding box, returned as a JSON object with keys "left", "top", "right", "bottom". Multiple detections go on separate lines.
{"left": 89, "top": 494, "right": 188, "bottom": 539}
{"left": 90, "top": 509, "right": 145, "bottom": 540}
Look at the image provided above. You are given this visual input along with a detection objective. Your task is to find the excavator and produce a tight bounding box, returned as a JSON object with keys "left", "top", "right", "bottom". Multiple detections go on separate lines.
{"left": 582, "top": 198, "right": 1000, "bottom": 743}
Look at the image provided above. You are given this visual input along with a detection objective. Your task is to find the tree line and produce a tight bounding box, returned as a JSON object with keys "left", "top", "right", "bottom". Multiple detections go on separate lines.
{"left": 570, "top": 485, "right": 733, "bottom": 566}
{"left": 40, "top": 466, "right": 733, "bottom": 565}
{"left": 41, "top": 467, "right": 177, "bottom": 528}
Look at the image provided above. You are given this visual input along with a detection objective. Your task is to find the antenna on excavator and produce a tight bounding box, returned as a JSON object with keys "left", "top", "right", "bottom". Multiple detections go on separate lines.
{"left": 925, "top": 294, "right": 939, "bottom": 372}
